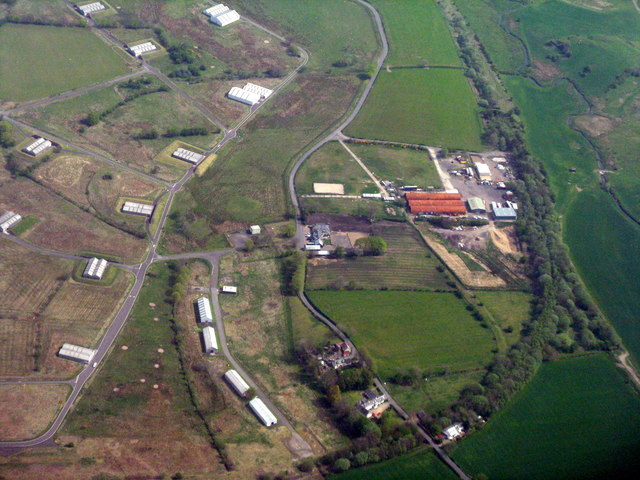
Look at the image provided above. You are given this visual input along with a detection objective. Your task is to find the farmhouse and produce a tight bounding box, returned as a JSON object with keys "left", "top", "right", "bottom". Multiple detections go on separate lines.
{"left": 172, "top": 147, "right": 205, "bottom": 164}
{"left": 128, "top": 42, "right": 156, "bottom": 57}
{"left": 221, "top": 285, "right": 237, "bottom": 294}
{"left": 224, "top": 369, "right": 251, "bottom": 397}
{"left": 122, "top": 201, "right": 154, "bottom": 216}
{"left": 83, "top": 257, "right": 108, "bottom": 280}
{"left": 77, "top": 2, "right": 105, "bottom": 15}
{"left": 443, "top": 422, "right": 465, "bottom": 440}
{"left": 475, "top": 162, "right": 492, "bottom": 181}
{"left": 58, "top": 343, "right": 96, "bottom": 364}
{"left": 242, "top": 82, "right": 273, "bottom": 100}
{"left": 322, "top": 341, "right": 356, "bottom": 369}
{"left": 248, "top": 397, "right": 278, "bottom": 427}
{"left": 357, "top": 389, "right": 387, "bottom": 418}
{"left": 0, "top": 211, "right": 22, "bottom": 233}
{"left": 22, "top": 137, "right": 52, "bottom": 157}
{"left": 307, "top": 223, "right": 330, "bottom": 247}
{"left": 467, "top": 197, "right": 486, "bottom": 213}
{"left": 249, "top": 225, "right": 261, "bottom": 235}
{"left": 228, "top": 86, "right": 261, "bottom": 106}
{"left": 491, "top": 202, "right": 517, "bottom": 221}
{"left": 202, "top": 325, "right": 218, "bottom": 354}
{"left": 196, "top": 296, "right": 213, "bottom": 323}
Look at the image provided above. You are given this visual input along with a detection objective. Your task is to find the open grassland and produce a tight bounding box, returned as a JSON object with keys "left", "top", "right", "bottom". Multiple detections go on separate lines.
{"left": 370, "top": 0, "right": 461, "bottom": 67}
{"left": 346, "top": 69, "right": 483, "bottom": 150}
{"left": 307, "top": 222, "right": 453, "bottom": 291}
{"left": 307, "top": 290, "right": 496, "bottom": 379}
{"left": 452, "top": 354, "right": 640, "bottom": 480}
{"left": 330, "top": 447, "right": 458, "bottom": 480}
{"left": 0, "top": 384, "right": 70, "bottom": 441}
{"left": 348, "top": 143, "right": 442, "bottom": 188}
{"left": 474, "top": 291, "right": 532, "bottom": 347}
{"left": 0, "top": 0, "right": 84, "bottom": 26}
{"left": 0, "top": 24, "right": 128, "bottom": 103}
{"left": 288, "top": 296, "right": 340, "bottom": 349}
{"left": 295, "top": 141, "right": 376, "bottom": 195}
{"left": 301, "top": 196, "right": 403, "bottom": 220}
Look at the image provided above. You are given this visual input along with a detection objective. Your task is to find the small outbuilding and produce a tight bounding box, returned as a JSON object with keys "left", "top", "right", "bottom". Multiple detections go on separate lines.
{"left": 210, "top": 9, "right": 240, "bottom": 26}
{"left": 202, "top": 326, "right": 218, "bottom": 354}
{"left": 0, "top": 211, "right": 22, "bottom": 233}
{"left": 491, "top": 202, "right": 517, "bottom": 221}
{"left": 248, "top": 397, "right": 278, "bottom": 427}
{"left": 203, "top": 3, "right": 229, "bottom": 17}
{"left": 58, "top": 343, "right": 96, "bottom": 364}
{"left": 128, "top": 42, "right": 156, "bottom": 57}
{"left": 475, "top": 162, "right": 492, "bottom": 181}
{"left": 196, "top": 296, "right": 213, "bottom": 323}
{"left": 77, "top": 2, "right": 106, "bottom": 15}
{"left": 83, "top": 257, "right": 108, "bottom": 280}
{"left": 224, "top": 369, "right": 250, "bottom": 397}
{"left": 249, "top": 225, "right": 261, "bottom": 235}
{"left": 221, "top": 285, "right": 237, "bottom": 294}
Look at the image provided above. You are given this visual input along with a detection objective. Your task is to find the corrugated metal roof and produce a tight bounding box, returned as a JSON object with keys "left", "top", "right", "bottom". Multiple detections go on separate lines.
{"left": 83, "top": 257, "right": 107, "bottom": 279}
{"left": 210, "top": 9, "right": 240, "bottom": 26}
{"left": 202, "top": 326, "right": 218, "bottom": 353}
{"left": 224, "top": 369, "right": 250, "bottom": 396}
{"left": 196, "top": 297, "right": 213, "bottom": 322}
{"left": 58, "top": 343, "right": 96, "bottom": 363}
{"left": 249, "top": 397, "right": 277, "bottom": 426}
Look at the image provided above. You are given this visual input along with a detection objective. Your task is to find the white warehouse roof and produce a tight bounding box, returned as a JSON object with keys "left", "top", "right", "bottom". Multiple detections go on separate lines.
{"left": 210, "top": 9, "right": 240, "bottom": 26}
{"left": 243, "top": 82, "right": 273, "bottom": 99}
{"left": 0, "top": 211, "right": 22, "bottom": 233}
{"left": 228, "top": 86, "right": 261, "bottom": 106}
{"left": 83, "top": 257, "right": 108, "bottom": 280}
{"left": 23, "top": 137, "right": 52, "bottom": 156}
{"left": 202, "top": 326, "right": 218, "bottom": 354}
{"left": 172, "top": 147, "right": 205, "bottom": 164}
{"left": 224, "top": 369, "right": 250, "bottom": 396}
{"left": 58, "top": 343, "right": 96, "bottom": 364}
{"left": 221, "top": 285, "right": 237, "bottom": 294}
{"left": 249, "top": 397, "right": 278, "bottom": 427}
{"left": 475, "top": 163, "right": 491, "bottom": 176}
{"left": 79, "top": 2, "right": 105, "bottom": 15}
{"left": 122, "top": 201, "right": 154, "bottom": 216}
{"left": 130, "top": 42, "right": 156, "bottom": 57}
{"left": 203, "top": 3, "right": 229, "bottom": 17}
{"left": 196, "top": 296, "right": 213, "bottom": 323}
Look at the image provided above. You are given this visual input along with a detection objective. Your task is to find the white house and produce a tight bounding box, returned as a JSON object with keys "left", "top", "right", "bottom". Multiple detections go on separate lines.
{"left": 224, "top": 369, "right": 250, "bottom": 397}
{"left": 58, "top": 343, "right": 96, "bottom": 364}
{"left": 83, "top": 257, "right": 108, "bottom": 280}
{"left": 249, "top": 397, "right": 277, "bottom": 427}
{"left": 228, "top": 86, "right": 261, "bottom": 106}
{"left": 443, "top": 423, "right": 464, "bottom": 441}
{"left": 202, "top": 326, "right": 218, "bottom": 354}
{"left": 196, "top": 296, "right": 213, "bottom": 323}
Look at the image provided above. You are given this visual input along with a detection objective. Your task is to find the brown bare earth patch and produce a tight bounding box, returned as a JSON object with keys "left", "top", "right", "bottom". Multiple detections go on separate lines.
{"left": 490, "top": 226, "right": 520, "bottom": 254}
{"left": 573, "top": 114, "right": 616, "bottom": 137}
{"left": 0, "top": 384, "right": 70, "bottom": 441}
{"left": 533, "top": 59, "right": 562, "bottom": 83}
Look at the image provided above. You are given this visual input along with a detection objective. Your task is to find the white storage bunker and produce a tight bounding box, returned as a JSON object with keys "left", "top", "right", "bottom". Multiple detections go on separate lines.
{"left": 196, "top": 296, "right": 213, "bottom": 323}
{"left": 248, "top": 397, "right": 278, "bottom": 427}
{"left": 172, "top": 147, "right": 205, "bottom": 164}
{"left": 122, "top": 201, "right": 154, "bottom": 216}
{"left": 23, "top": 137, "right": 52, "bottom": 157}
{"left": 224, "top": 369, "right": 250, "bottom": 397}
{"left": 0, "top": 211, "right": 22, "bottom": 233}
{"left": 83, "top": 257, "right": 108, "bottom": 280}
{"left": 202, "top": 325, "right": 218, "bottom": 354}
{"left": 77, "top": 2, "right": 106, "bottom": 15}
{"left": 203, "top": 4, "right": 240, "bottom": 26}
{"left": 128, "top": 41, "right": 156, "bottom": 57}
{"left": 58, "top": 343, "right": 96, "bottom": 364}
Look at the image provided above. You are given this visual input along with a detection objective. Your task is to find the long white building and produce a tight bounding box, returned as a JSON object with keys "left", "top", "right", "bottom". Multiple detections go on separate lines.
{"left": 224, "top": 369, "right": 250, "bottom": 397}
{"left": 58, "top": 343, "right": 96, "bottom": 364}
{"left": 249, "top": 397, "right": 277, "bottom": 427}
{"left": 23, "top": 137, "right": 52, "bottom": 157}
{"left": 129, "top": 42, "right": 156, "bottom": 57}
{"left": 172, "top": 147, "right": 205, "bottom": 164}
{"left": 196, "top": 296, "right": 213, "bottom": 323}
{"left": 203, "top": 3, "right": 229, "bottom": 17}
{"left": 78, "top": 2, "right": 106, "bottom": 15}
{"left": 202, "top": 326, "right": 218, "bottom": 354}
{"left": 83, "top": 257, "right": 108, "bottom": 280}
{"left": 243, "top": 83, "right": 273, "bottom": 99}
{"left": 228, "top": 86, "right": 261, "bottom": 106}
{"left": 122, "top": 201, "right": 154, "bottom": 216}
{"left": 0, "top": 211, "right": 22, "bottom": 233}
{"left": 202, "top": 3, "right": 240, "bottom": 26}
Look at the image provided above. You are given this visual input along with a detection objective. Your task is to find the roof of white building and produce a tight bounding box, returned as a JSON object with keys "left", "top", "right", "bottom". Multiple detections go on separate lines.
{"left": 58, "top": 343, "right": 96, "bottom": 363}
{"left": 83, "top": 257, "right": 108, "bottom": 279}
{"left": 196, "top": 296, "right": 213, "bottom": 322}
{"left": 475, "top": 163, "right": 491, "bottom": 175}
{"left": 172, "top": 147, "right": 205, "bottom": 164}
{"left": 243, "top": 82, "right": 273, "bottom": 99}
{"left": 202, "top": 325, "right": 218, "bottom": 352}
{"left": 203, "top": 3, "right": 229, "bottom": 17}
{"left": 228, "top": 86, "right": 261, "bottom": 105}
{"left": 210, "top": 9, "right": 240, "bottom": 26}
{"left": 122, "top": 201, "right": 154, "bottom": 216}
{"left": 224, "top": 369, "right": 250, "bottom": 396}
{"left": 79, "top": 2, "right": 106, "bottom": 14}
{"left": 249, "top": 397, "right": 278, "bottom": 426}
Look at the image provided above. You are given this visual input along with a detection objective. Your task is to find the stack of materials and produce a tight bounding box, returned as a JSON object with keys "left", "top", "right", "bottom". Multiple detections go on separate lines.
{"left": 405, "top": 192, "right": 466, "bottom": 215}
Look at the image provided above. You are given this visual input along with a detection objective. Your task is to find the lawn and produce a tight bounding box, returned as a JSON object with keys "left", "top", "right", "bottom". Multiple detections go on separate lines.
{"left": 0, "top": 24, "right": 128, "bottom": 102}
{"left": 306, "top": 222, "right": 453, "bottom": 291}
{"left": 295, "top": 141, "right": 376, "bottom": 195}
{"left": 452, "top": 354, "right": 640, "bottom": 480}
{"left": 307, "top": 290, "right": 496, "bottom": 378}
{"left": 345, "top": 69, "right": 483, "bottom": 150}
{"left": 348, "top": 143, "right": 442, "bottom": 188}
{"left": 330, "top": 448, "right": 458, "bottom": 480}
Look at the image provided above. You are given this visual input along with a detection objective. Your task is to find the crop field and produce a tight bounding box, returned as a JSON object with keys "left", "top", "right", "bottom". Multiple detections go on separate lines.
{"left": 295, "top": 141, "right": 376, "bottom": 195}
{"left": 307, "top": 222, "right": 453, "bottom": 291}
{"left": 330, "top": 448, "right": 458, "bottom": 480}
{"left": 452, "top": 354, "right": 640, "bottom": 480}
{"left": 0, "top": 24, "right": 128, "bottom": 103}
{"left": 345, "top": 69, "right": 483, "bottom": 150}
{"left": 0, "top": 384, "right": 70, "bottom": 441}
{"left": 474, "top": 291, "right": 532, "bottom": 347}
{"left": 370, "top": 0, "right": 461, "bottom": 67}
{"left": 348, "top": 143, "right": 442, "bottom": 188}
{"left": 307, "top": 290, "right": 496, "bottom": 379}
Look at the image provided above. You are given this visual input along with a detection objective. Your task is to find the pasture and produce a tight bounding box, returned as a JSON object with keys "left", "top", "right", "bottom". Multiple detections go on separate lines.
{"left": 345, "top": 69, "right": 483, "bottom": 150}
{"left": 474, "top": 291, "right": 532, "bottom": 347}
{"left": 307, "top": 290, "right": 496, "bottom": 379}
{"left": 0, "top": 0, "right": 84, "bottom": 27}
{"left": 0, "top": 24, "right": 128, "bottom": 103}
{"left": 295, "top": 141, "right": 376, "bottom": 195}
{"left": 348, "top": 143, "right": 442, "bottom": 188}
{"left": 452, "top": 354, "right": 640, "bottom": 480}
{"left": 330, "top": 448, "right": 457, "bottom": 480}
{"left": 300, "top": 196, "right": 401, "bottom": 220}
{"left": 306, "top": 222, "right": 453, "bottom": 291}
{"left": 288, "top": 296, "right": 340, "bottom": 349}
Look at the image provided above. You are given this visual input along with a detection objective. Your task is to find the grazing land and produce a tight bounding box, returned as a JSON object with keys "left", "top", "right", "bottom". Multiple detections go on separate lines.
{"left": 0, "top": 0, "right": 84, "bottom": 27}
{"left": 330, "top": 447, "right": 458, "bottom": 480}
{"left": 0, "top": 384, "right": 71, "bottom": 441}
{"left": 345, "top": 69, "right": 483, "bottom": 150}
{"left": 288, "top": 296, "right": 340, "bottom": 349}
{"left": 307, "top": 290, "right": 496, "bottom": 379}
{"left": 474, "top": 291, "right": 532, "bottom": 347}
{"left": 301, "top": 196, "right": 401, "bottom": 220}
{"left": 452, "top": 354, "right": 640, "bottom": 480}
{"left": 0, "top": 24, "right": 128, "bottom": 103}
{"left": 306, "top": 222, "right": 453, "bottom": 291}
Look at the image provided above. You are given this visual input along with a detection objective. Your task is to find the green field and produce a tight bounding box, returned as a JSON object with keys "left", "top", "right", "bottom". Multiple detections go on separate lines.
{"left": 0, "top": 24, "right": 128, "bottom": 102}
{"left": 452, "top": 354, "right": 640, "bottom": 480}
{"left": 345, "top": 69, "right": 483, "bottom": 150}
{"left": 295, "top": 141, "right": 376, "bottom": 195}
{"left": 348, "top": 143, "right": 442, "bottom": 188}
{"left": 370, "top": 0, "right": 461, "bottom": 67}
{"left": 474, "top": 291, "right": 532, "bottom": 347}
{"left": 300, "top": 196, "right": 403, "bottom": 220}
{"left": 307, "top": 290, "right": 496, "bottom": 378}
{"left": 330, "top": 448, "right": 458, "bottom": 480}
{"left": 288, "top": 296, "right": 340, "bottom": 349}
{"left": 306, "top": 222, "right": 452, "bottom": 291}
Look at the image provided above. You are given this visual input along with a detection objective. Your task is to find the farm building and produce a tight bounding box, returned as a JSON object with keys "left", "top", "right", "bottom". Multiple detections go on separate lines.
{"left": 128, "top": 42, "right": 156, "bottom": 57}
{"left": 406, "top": 191, "right": 466, "bottom": 216}
{"left": 467, "top": 197, "right": 486, "bottom": 213}
{"left": 409, "top": 203, "right": 467, "bottom": 215}
{"left": 196, "top": 296, "right": 214, "bottom": 323}
{"left": 221, "top": 285, "right": 237, "bottom": 294}
{"left": 172, "top": 147, "right": 205, "bottom": 164}
{"left": 475, "top": 163, "right": 492, "bottom": 181}
{"left": 210, "top": 9, "right": 240, "bottom": 26}
{"left": 203, "top": 3, "right": 229, "bottom": 17}
{"left": 443, "top": 422, "right": 464, "bottom": 440}
{"left": 250, "top": 225, "right": 261, "bottom": 235}
{"left": 362, "top": 193, "right": 382, "bottom": 199}
{"left": 491, "top": 202, "right": 517, "bottom": 221}
{"left": 248, "top": 397, "right": 278, "bottom": 427}
{"left": 243, "top": 82, "right": 273, "bottom": 100}
{"left": 58, "top": 343, "right": 96, "bottom": 364}
{"left": 224, "top": 369, "right": 250, "bottom": 397}
{"left": 228, "top": 86, "right": 261, "bottom": 106}
{"left": 202, "top": 326, "right": 218, "bottom": 354}
{"left": 405, "top": 192, "right": 462, "bottom": 201}
{"left": 0, "top": 211, "right": 22, "bottom": 233}
{"left": 305, "top": 244, "right": 322, "bottom": 251}
{"left": 122, "top": 201, "right": 154, "bottom": 216}
{"left": 77, "top": 2, "right": 105, "bottom": 15}
{"left": 83, "top": 257, "right": 108, "bottom": 280}
{"left": 22, "top": 137, "right": 52, "bottom": 157}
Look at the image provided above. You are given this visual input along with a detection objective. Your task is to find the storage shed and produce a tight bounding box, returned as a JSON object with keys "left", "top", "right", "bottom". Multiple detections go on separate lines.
{"left": 249, "top": 397, "right": 278, "bottom": 427}
{"left": 475, "top": 163, "right": 492, "bottom": 181}
{"left": 210, "top": 9, "right": 240, "bottom": 26}
{"left": 129, "top": 42, "right": 156, "bottom": 57}
{"left": 196, "top": 296, "right": 213, "bottom": 323}
{"left": 491, "top": 202, "right": 517, "bottom": 220}
{"left": 23, "top": 137, "right": 52, "bottom": 157}
{"left": 467, "top": 197, "right": 486, "bottom": 213}
{"left": 83, "top": 257, "right": 108, "bottom": 280}
{"left": 172, "top": 147, "right": 205, "bottom": 164}
{"left": 0, "top": 211, "right": 22, "bottom": 233}
{"left": 78, "top": 2, "right": 106, "bottom": 15}
{"left": 122, "top": 201, "right": 154, "bottom": 216}
{"left": 221, "top": 285, "right": 238, "bottom": 294}
{"left": 228, "top": 86, "right": 261, "bottom": 106}
{"left": 202, "top": 326, "right": 218, "bottom": 354}
{"left": 203, "top": 3, "right": 229, "bottom": 17}
{"left": 224, "top": 369, "right": 250, "bottom": 397}
{"left": 243, "top": 82, "right": 273, "bottom": 99}
{"left": 250, "top": 225, "right": 261, "bottom": 235}
{"left": 58, "top": 343, "right": 96, "bottom": 364}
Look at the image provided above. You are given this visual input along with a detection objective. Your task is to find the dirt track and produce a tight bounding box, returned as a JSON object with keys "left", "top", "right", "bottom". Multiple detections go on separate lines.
{"left": 617, "top": 352, "right": 640, "bottom": 388}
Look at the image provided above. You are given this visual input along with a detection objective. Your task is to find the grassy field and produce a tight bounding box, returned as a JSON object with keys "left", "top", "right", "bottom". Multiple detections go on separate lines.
{"left": 288, "top": 296, "right": 340, "bottom": 349}
{"left": 345, "top": 69, "right": 483, "bottom": 150}
{"left": 0, "top": 24, "right": 128, "bottom": 103}
{"left": 474, "top": 291, "right": 532, "bottom": 347}
{"left": 452, "top": 354, "right": 640, "bottom": 480}
{"left": 0, "top": 0, "right": 84, "bottom": 27}
{"left": 348, "top": 143, "right": 442, "bottom": 188}
{"left": 330, "top": 448, "right": 458, "bottom": 480}
{"left": 306, "top": 222, "right": 453, "bottom": 291}
{"left": 295, "top": 141, "right": 376, "bottom": 195}
{"left": 370, "top": 0, "right": 461, "bottom": 67}
{"left": 301, "top": 196, "right": 403, "bottom": 220}
{"left": 307, "top": 290, "right": 496, "bottom": 379}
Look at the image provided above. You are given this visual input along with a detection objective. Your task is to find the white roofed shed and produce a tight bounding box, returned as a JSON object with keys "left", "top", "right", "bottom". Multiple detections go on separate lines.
{"left": 221, "top": 285, "right": 237, "bottom": 294}
{"left": 196, "top": 296, "right": 213, "bottom": 323}
{"left": 249, "top": 397, "right": 278, "bottom": 427}
{"left": 210, "top": 9, "right": 240, "bottom": 26}
{"left": 228, "top": 86, "right": 261, "bottom": 106}
{"left": 243, "top": 82, "right": 273, "bottom": 99}
{"left": 202, "top": 326, "right": 218, "bottom": 354}
{"left": 83, "top": 257, "right": 108, "bottom": 280}
{"left": 224, "top": 369, "right": 250, "bottom": 397}
{"left": 58, "top": 343, "right": 96, "bottom": 364}
{"left": 0, "top": 211, "right": 22, "bottom": 233}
